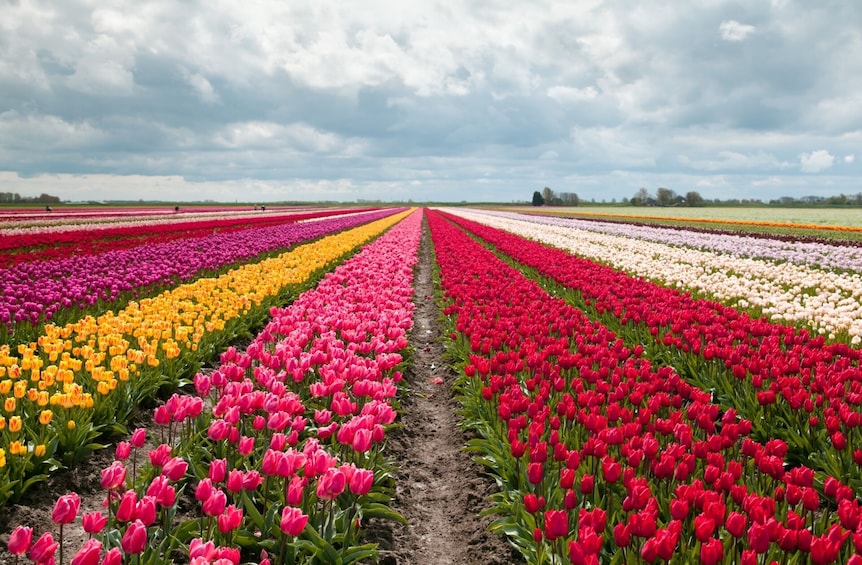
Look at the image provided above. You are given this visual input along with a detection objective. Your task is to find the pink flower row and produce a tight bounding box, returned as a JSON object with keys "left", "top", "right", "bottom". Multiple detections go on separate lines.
{"left": 6, "top": 209, "right": 422, "bottom": 565}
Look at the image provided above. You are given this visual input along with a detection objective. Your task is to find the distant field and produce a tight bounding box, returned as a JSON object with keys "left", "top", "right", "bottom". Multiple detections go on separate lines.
{"left": 500, "top": 206, "right": 862, "bottom": 228}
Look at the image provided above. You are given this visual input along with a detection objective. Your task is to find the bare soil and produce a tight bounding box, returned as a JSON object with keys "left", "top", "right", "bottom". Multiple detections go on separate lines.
{"left": 0, "top": 218, "right": 521, "bottom": 565}
{"left": 366, "top": 223, "right": 521, "bottom": 565}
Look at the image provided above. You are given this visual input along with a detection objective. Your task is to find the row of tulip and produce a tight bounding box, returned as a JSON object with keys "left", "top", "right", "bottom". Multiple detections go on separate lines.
{"left": 1, "top": 208, "right": 399, "bottom": 344}
{"left": 495, "top": 210, "right": 862, "bottom": 272}
{"left": 436, "top": 210, "right": 862, "bottom": 493}
{"left": 447, "top": 208, "right": 862, "bottom": 343}
{"left": 0, "top": 208, "right": 374, "bottom": 268}
{"left": 5, "top": 207, "right": 421, "bottom": 565}
{"left": 427, "top": 209, "right": 862, "bottom": 564}
{"left": 0, "top": 209, "right": 412, "bottom": 506}
{"left": 0, "top": 206, "right": 331, "bottom": 230}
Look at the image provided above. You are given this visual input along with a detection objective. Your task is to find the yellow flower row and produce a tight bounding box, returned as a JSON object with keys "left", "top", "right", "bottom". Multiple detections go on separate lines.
{"left": 0, "top": 209, "right": 412, "bottom": 464}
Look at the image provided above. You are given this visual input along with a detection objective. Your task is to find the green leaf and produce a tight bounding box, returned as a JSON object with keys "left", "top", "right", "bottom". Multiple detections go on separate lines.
{"left": 242, "top": 490, "right": 265, "bottom": 530}
{"left": 360, "top": 502, "right": 408, "bottom": 525}
{"left": 340, "top": 543, "right": 379, "bottom": 564}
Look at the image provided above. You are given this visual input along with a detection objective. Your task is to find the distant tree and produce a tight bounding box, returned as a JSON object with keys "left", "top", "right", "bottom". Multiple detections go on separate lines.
{"left": 685, "top": 191, "right": 705, "bottom": 207}
{"left": 633, "top": 188, "right": 650, "bottom": 206}
{"left": 559, "top": 192, "right": 579, "bottom": 206}
{"left": 542, "top": 186, "right": 556, "bottom": 205}
{"left": 532, "top": 191, "right": 545, "bottom": 206}
{"left": 656, "top": 187, "right": 676, "bottom": 207}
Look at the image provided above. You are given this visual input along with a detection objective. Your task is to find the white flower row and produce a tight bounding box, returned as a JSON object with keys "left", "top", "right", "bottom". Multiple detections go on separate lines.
{"left": 442, "top": 208, "right": 862, "bottom": 344}
{"left": 0, "top": 207, "right": 342, "bottom": 236}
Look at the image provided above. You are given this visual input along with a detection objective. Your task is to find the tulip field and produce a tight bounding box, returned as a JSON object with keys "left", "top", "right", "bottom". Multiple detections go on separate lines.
{"left": 3, "top": 204, "right": 862, "bottom": 564}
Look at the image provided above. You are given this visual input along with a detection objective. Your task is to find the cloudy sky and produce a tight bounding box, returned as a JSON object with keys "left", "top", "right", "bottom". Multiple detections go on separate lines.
{"left": 1, "top": 1, "right": 860, "bottom": 203}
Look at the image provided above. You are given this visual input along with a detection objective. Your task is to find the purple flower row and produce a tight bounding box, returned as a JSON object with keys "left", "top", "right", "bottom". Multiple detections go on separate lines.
{"left": 1, "top": 209, "right": 402, "bottom": 331}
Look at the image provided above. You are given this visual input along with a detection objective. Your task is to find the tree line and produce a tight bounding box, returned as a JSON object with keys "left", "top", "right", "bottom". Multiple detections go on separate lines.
{"left": 532, "top": 187, "right": 862, "bottom": 208}
{"left": 0, "top": 192, "right": 62, "bottom": 204}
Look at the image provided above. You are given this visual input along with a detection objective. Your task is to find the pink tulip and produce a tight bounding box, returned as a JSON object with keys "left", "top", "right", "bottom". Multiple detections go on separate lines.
{"left": 7, "top": 525, "right": 33, "bottom": 555}
{"left": 28, "top": 532, "right": 59, "bottom": 563}
{"left": 349, "top": 468, "right": 374, "bottom": 496}
{"left": 100, "top": 461, "right": 127, "bottom": 490}
{"left": 209, "top": 458, "right": 227, "bottom": 483}
{"left": 202, "top": 489, "right": 227, "bottom": 517}
{"left": 50, "top": 492, "right": 81, "bottom": 526}
{"left": 121, "top": 520, "right": 148, "bottom": 554}
{"left": 102, "top": 548, "right": 123, "bottom": 565}
{"left": 115, "top": 441, "right": 131, "bottom": 460}
{"left": 217, "top": 504, "right": 244, "bottom": 534}
{"left": 116, "top": 490, "right": 138, "bottom": 522}
{"left": 82, "top": 511, "right": 107, "bottom": 534}
{"left": 130, "top": 428, "right": 147, "bottom": 448}
{"left": 70, "top": 538, "right": 103, "bottom": 565}
{"left": 280, "top": 506, "right": 309, "bottom": 536}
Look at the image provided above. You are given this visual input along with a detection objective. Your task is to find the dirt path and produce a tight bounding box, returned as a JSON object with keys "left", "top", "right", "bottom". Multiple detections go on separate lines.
{"left": 371, "top": 222, "right": 521, "bottom": 565}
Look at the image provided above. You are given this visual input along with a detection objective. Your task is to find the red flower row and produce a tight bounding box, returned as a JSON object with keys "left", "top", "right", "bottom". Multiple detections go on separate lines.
{"left": 428, "top": 210, "right": 860, "bottom": 564}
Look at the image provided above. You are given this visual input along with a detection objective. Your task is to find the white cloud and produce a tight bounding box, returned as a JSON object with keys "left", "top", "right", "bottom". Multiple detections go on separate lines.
{"left": 547, "top": 85, "right": 599, "bottom": 104}
{"left": 719, "top": 20, "right": 756, "bottom": 41}
{"left": 181, "top": 69, "right": 221, "bottom": 105}
{"left": 845, "top": 154, "right": 856, "bottom": 163}
{"left": 799, "top": 149, "right": 835, "bottom": 173}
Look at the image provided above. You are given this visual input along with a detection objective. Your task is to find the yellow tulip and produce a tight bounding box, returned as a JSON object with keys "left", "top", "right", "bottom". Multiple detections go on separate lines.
{"left": 67, "top": 420, "right": 76, "bottom": 430}
{"left": 4, "top": 397, "right": 15, "bottom": 412}
{"left": 39, "top": 410, "right": 53, "bottom": 425}
{"left": 8, "top": 416, "right": 22, "bottom": 433}
{"left": 34, "top": 444, "right": 46, "bottom": 457}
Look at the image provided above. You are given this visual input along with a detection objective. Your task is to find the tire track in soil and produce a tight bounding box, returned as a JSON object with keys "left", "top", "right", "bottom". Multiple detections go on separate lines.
{"left": 368, "top": 221, "right": 522, "bottom": 565}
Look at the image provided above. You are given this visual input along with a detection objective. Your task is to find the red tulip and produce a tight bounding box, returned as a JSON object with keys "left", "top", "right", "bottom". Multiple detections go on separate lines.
{"left": 725, "top": 511, "right": 747, "bottom": 538}
{"left": 52, "top": 492, "right": 81, "bottom": 524}
{"left": 580, "top": 474, "right": 595, "bottom": 494}
{"left": 601, "top": 457, "right": 621, "bottom": 483}
{"left": 121, "top": 520, "right": 148, "bottom": 554}
{"left": 694, "top": 514, "right": 716, "bottom": 543}
{"left": 544, "top": 509, "right": 569, "bottom": 541}
{"left": 699, "top": 538, "right": 723, "bottom": 565}
{"left": 7, "top": 525, "right": 33, "bottom": 555}
{"left": 280, "top": 506, "right": 309, "bottom": 536}
{"left": 527, "top": 462, "right": 544, "bottom": 485}
{"left": 524, "top": 493, "right": 541, "bottom": 514}
{"left": 613, "top": 523, "right": 630, "bottom": 547}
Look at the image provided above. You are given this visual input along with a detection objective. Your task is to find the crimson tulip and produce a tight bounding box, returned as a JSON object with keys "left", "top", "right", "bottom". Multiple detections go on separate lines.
{"left": 544, "top": 509, "right": 569, "bottom": 541}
